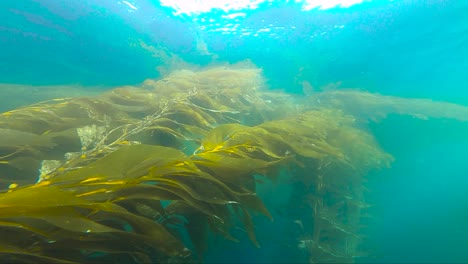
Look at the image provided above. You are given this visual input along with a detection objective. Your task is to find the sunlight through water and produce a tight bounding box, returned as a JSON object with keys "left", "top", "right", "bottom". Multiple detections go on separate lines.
{"left": 159, "top": 0, "right": 367, "bottom": 15}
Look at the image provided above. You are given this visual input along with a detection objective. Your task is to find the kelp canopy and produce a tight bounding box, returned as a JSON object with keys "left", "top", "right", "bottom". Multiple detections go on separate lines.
{"left": 0, "top": 64, "right": 466, "bottom": 263}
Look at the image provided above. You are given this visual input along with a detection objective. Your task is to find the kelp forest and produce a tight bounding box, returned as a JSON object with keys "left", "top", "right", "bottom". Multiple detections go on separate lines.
{"left": 0, "top": 64, "right": 467, "bottom": 263}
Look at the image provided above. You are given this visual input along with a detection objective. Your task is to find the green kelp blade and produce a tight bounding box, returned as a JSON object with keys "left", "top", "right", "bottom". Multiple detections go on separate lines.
{"left": 165, "top": 106, "right": 213, "bottom": 129}
{"left": 90, "top": 209, "right": 189, "bottom": 257}
{"left": 165, "top": 173, "right": 242, "bottom": 201}
{"left": 237, "top": 194, "right": 273, "bottom": 220}
{"left": 18, "top": 207, "right": 121, "bottom": 234}
{"left": 115, "top": 198, "right": 164, "bottom": 220}
{"left": 198, "top": 123, "right": 248, "bottom": 151}
{"left": 151, "top": 117, "right": 209, "bottom": 138}
{"left": 108, "top": 183, "right": 181, "bottom": 202}
{"left": 0, "top": 156, "right": 42, "bottom": 172}
{"left": 214, "top": 128, "right": 292, "bottom": 160}
{"left": 12, "top": 215, "right": 182, "bottom": 259}
{"left": 231, "top": 205, "right": 260, "bottom": 248}
{"left": 0, "top": 220, "right": 55, "bottom": 251}
{"left": 149, "top": 176, "right": 235, "bottom": 205}
{"left": 193, "top": 152, "right": 283, "bottom": 183}
{"left": 35, "top": 234, "right": 154, "bottom": 262}
{"left": 0, "top": 219, "right": 50, "bottom": 237}
{"left": 0, "top": 185, "right": 96, "bottom": 209}
{"left": 0, "top": 251, "right": 78, "bottom": 264}
{"left": 147, "top": 184, "right": 226, "bottom": 223}
{"left": 52, "top": 144, "right": 189, "bottom": 183}
{"left": 0, "top": 236, "right": 79, "bottom": 263}
{"left": 0, "top": 186, "right": 127, "bottom": 221}
{"left": 145, "top": 159, "right": 244, "bottom": 194}
{"left": 189, "top": 93, "right": 241, "bottom": 114}
{"left": 184, "top": 213, "right": 209, "bottom": 259}
{"left": 106, "top": 183, "right": 221, "bottom": 221}
{"left": 143, "top": 125, "right": 186, "bottom": 139}
{"left": 0, "top": 128, "right": 54, "bottom": 148}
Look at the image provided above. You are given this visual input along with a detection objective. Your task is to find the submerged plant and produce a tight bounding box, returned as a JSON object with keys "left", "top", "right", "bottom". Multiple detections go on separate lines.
{"left": 1, "top": 65, "right": 465, "bottom": 263}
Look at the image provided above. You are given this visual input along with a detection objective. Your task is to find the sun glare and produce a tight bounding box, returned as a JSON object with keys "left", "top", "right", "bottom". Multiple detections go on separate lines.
{"left": 159, "top": 0, "right": 366, "bottom": 15}
{"left": 301, "top": 0, "right": 364, "bottom": 10}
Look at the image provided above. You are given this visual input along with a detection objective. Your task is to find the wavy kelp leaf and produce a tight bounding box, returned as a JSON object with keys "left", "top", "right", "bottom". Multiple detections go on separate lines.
{"left": 107, "top": 184, "right": 181, "bottom": 202}
{"left": 197, "top": 111, "right": 351, "bottom": 163}
{"left": 236, "top": 206, "right": 260, "bottom": 248}
{"left": 0, "top": 189, "right": 127, "bottom": 235}
{"left": 6, "top": 208, "right": 120, "bottom": 235}
{"left": 185, "top": 213, "right": 209, "bottom": 260}
{"left": 0, "top": 243, "right": 78, "bottom": 264}
{"left": 0, "top": 219, "right": 51, "bottom": 236}
{"left": 188, "top": 103, "right": 223, "bottom": 125}
{"left": 143, "top": 126, "right": 186, "bottom": 140}
{"left": 193, "top": 154, "right": 283, "bottom": 187}
{"left": 198, "top": 124, "right": 295, "bottom": 160}
{"left": 164, "top": 201, "right": 211, "bottom": 261}
{"left": 41, "top": 145, "right": 249, "bottom": 241}
{"left": 197, "top": 123, "right": 247, "bottom": 151}
{"left": 188, "top": 93, "right": 241, "bottom": 114}
{"left": 0, "top": 100, "right": 96, "bottom": 135}
{"left": 76, "top": 175, "right": 228, "bottom": 225}
{"left": 237, "top": 194, "right": 273, "bottom": 220}
{"left": 102, "top": 87, "right": 159, "bottom": 107}
{"left": 40, "top": 236, "right": 154, "bottom": 259}
{"left": 115, "top": 198, "right": 164, "bottom": 220}
{"left": 165, "top": 106, "right": 214, "bottom": 129}
{"left": 19, "top": 215, "right": 181, "bottom": 257}
{"left": 0, "top": 128, "right": 55, "bottom": 148}
{"left": 72, "top": 97, "right": 132, "bottom": 122}
{"left": 207, "top": 219, "right": 239, "bottom": 243}
{"left": 52, "top": 143, "right": 244, "bottom": 203}
{"left": 150, "top": 118, "right": 209, "bottom": 138}
{"left": 0, "top": 66, "right": 412, "bottom": 263}
{"left": 147, "top": 163, "right": 246, "bottom": 199}
{"left": 149, "top": 177, "right": 236, "bottom": 205}
{"left": 148, "top": 184, "right": 225, "bottom": 222}
{"left": 1, "top": 217, "right": 169, "bottom": 262}
{"left": 226, "top": 129, "right": 299, "bottom": 159}
{"left": 311, "top": 89, "right": 468, "bottom": 122}
{"left": 0, "top": 156, "right": 42, "bottom": 172}
{"left": 52, "top": 144, "right": 188, "bottom": 183}
{"left": 147, "top": 159, "right": 258, "bottom": 249}
{"left": 0, "top": 185, "right": 189, "bottom": 259}
{"left": 90, "top": 210, "right": 189, "bottom": 257}
{"left": 327, "top": 126, "right": 394, "bottom": 171}
{"left": 214, "top": 90, "right": 257, "bottom": 111}
{"left": 146, "top": 66, "right": 263, "bottom": 94}
{"left": 0, "top": 185, "right": 95, "bottom": 209}
{"left": 138, "top": 126, "right": 186, "bottom": 148}
{"left": 259, "top": 122, "right": 344, "bottom": 159}
{"left": 0, "top": 128, "right": 81, "bottom": 186}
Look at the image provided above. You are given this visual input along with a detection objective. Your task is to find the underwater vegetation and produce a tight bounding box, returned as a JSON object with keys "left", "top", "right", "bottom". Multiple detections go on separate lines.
{"left": 0, "top": 65, "right": 467, "bottom": 263}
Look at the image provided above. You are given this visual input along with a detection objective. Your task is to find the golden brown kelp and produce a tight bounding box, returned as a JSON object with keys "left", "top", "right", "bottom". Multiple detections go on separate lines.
{"left": 0, "top": 66, "right": 292, "bottom": 188}
{"left": 5, "top": 65, "right": 463, "bottom": 263}
{"left": 0, "top": 141, "right": 277, "bottom": 263}
{"left": 309, "top": 89, "right": 468, "bottom": 122}
{"left": 285, "top": 111, "right": 392, "bottom": 263}
{"left": 0, "top": 66, "right": 296, "bottom": 263}
{"left": 0, "top": 184, "right": 188, "bottom": 263}
{"left": 190, "top": 109, "right": 393, "bottom": 263}
{"left": 0, "top": 100, "right": 391, "bottom": 263}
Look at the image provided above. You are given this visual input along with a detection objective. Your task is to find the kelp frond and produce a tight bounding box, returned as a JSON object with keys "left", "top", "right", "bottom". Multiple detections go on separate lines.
{"left": 1, "top": 65, "right": 465, "bottom": 263}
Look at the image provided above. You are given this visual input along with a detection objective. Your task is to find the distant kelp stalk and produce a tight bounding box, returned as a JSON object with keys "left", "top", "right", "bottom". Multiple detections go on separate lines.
{"left": 1, "top": 63, "right": 467, "bottom": 263}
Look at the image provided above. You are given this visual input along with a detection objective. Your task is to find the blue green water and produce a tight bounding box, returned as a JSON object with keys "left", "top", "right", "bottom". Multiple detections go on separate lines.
{"left": 1, "top": 0, "right": 468, "bottom": 263}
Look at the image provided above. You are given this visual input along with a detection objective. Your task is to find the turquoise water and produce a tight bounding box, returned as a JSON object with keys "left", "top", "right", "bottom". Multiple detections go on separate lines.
{"left": 1, "top": 0, "right": 468, "bottom": 263}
